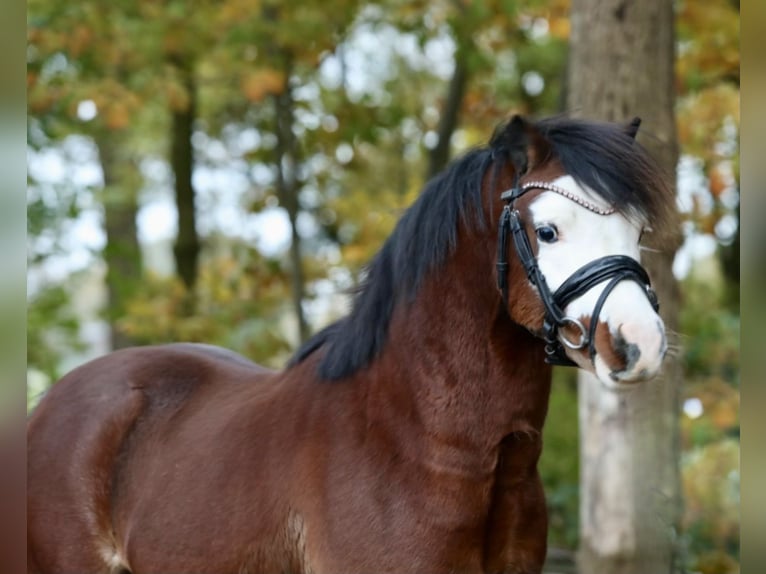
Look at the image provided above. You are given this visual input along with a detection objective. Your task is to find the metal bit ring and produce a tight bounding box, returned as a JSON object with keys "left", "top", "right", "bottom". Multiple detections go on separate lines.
{"left": 559, "top": 317, "right": 588, "bottom": 350}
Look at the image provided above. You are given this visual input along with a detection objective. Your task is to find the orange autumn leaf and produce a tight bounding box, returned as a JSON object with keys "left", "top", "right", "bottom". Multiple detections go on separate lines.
{"left": 241, "top": 69, "right": 285, "bottom": 102}
{"left": 68, "top": 25, "right": 93, "bottom": 58}
{"left": 708, "top": 166, "right": 729, "bottom": 198}
{"left": 710, "top": 401, "right": 738, "bottom": 430}
{"left": 548, "top": 17, "right": 570, "bottom": 40}
{"left": 105, "top": 101, "right": 130, "bottom": 130}
{"left": 166, "top": 81, "right": 190, "bottom": 112}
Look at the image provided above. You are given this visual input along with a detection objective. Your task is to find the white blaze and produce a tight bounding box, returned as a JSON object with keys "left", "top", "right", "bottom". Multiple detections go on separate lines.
{"left": 528, "top": 175, "right": 665, "bottom": 386}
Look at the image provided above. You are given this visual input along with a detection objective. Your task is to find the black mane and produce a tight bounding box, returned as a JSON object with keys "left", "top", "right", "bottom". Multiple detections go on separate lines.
{"left": 535, "top": 116, "right": 673, "bottom": 227}
{"left": 288, "top": 115, "right": 673, "bottom": 380}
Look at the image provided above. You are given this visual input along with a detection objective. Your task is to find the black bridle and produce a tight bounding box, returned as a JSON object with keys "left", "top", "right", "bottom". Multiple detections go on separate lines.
{"left": 496, "top": 179, "right": 659, "bottom": 367}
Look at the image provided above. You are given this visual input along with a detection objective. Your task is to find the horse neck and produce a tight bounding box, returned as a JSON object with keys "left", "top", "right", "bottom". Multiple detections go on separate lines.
{"left": 363, "top": 226, "right": 553, "bottom": 473}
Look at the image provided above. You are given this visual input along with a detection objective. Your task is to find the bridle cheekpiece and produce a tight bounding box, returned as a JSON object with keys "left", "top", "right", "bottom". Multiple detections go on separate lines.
{"left": 496, "top": 178, "right": 659, "bottom": 367}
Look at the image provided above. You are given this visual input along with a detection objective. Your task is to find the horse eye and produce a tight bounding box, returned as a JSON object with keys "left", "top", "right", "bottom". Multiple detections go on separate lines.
{"left": 535, "top": 224, "right": 558, "bottom": 243}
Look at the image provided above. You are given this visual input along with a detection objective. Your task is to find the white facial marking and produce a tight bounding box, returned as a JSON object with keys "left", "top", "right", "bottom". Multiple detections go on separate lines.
{"left": 528, "top": 175, "right": 665, "bottom": 386}
{"left": 99, "top": 541, "right": 129, "bottom": 573}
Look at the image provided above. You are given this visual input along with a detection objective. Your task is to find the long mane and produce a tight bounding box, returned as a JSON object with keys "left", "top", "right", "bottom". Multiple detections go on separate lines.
{"left": 288, "top": 116, "right": 673, "bottom": 381}
{"left": 535, "top": 116, "right": 673, "bottom": 227}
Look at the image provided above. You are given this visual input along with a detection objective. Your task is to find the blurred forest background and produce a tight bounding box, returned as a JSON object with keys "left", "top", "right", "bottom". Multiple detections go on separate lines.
{"left": 27, "top": 0, "right": 739, "bottom": 572}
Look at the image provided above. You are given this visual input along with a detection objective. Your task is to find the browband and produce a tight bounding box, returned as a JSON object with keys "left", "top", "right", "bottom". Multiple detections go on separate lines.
{"left": 501, "top": 181, "right": 616, "bottom": 215}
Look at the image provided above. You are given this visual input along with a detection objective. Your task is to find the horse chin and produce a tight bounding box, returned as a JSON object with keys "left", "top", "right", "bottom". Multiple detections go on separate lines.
{"left": 591, "top": 352, "right": 662, "bottom": 391}
{"left": 563, "top": 348, "right": 660, "bottom": 391}
{"left": 592, "top": 357, "right": 641, "bottom": 391}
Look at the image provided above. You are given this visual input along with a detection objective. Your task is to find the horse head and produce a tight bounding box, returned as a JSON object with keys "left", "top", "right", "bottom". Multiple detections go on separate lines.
{"left": 491, "top": 115, "right": 673, "bottom": 389}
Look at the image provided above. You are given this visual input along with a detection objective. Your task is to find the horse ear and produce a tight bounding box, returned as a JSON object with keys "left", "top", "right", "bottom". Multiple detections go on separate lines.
{"left": 524, "top": 122, "right": 553, "bottom": 172}
{"left": 492, "top": 114, "right": 529, "bottom": 175}
{"left": 625, "top": 116, "right": 642, "bottom": 140}
{"left": 492, "top": 115, "right": 552, "bottom": 176}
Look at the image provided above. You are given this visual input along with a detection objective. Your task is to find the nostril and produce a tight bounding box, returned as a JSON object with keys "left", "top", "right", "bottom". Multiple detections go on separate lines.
{"left": 624, "top": 342, "right": 641, "bottom": 371}
{"left": 615, "top": 326, "right": 641, "bottom": 371}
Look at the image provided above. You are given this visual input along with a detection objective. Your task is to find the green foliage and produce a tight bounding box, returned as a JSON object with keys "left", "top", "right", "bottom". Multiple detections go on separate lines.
{"left": 673, "top": 2, "right": 741, "bottom": 566}
{"left": 680, "top": 439, "right": 739, "bottom": 574}
{"left": 119, "top": 242, "right": 293, "bottom": 367}
{"left": 680, "top": 272, "right": 739, "bottom": 389}
{"left": 27, "top": 133, "right": 92, "bottom": 391}
{"left": 678, "top": 268, "right": 740, "bottom": 573}
{"left": 27, "top": 282, "right": 87, "bottom": 384}
{"left": 676, "top": 0, "right": 740, "bottom": 293}
{"left": 539, "top": 368, "right": 580, "bottom": 549}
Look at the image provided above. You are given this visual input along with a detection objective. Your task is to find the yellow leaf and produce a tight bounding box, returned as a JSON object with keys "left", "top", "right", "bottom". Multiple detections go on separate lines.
{"left": 241, "top": 69, "right": 285, "bottom": 102}
{"left": 105, "top": 101, "right": 130, "bottom": 130}
{"left": 166, "top": 81, "right": 190, "bottom": 112}
{"left": 68, "top": 25, "right": 93, "bottom": 58}
{"left": 548, "top": 17, "right": 570, "bottom": 40}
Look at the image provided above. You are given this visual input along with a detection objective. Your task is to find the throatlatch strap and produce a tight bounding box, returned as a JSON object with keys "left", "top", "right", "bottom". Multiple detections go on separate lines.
{"left": 496, "top": 172, "right": 523, "bottom": 307}
{"left": 496, "top": 206, "right": 512, "bottom": 307}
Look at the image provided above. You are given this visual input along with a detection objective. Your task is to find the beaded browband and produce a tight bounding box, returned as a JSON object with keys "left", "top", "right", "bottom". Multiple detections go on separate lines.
{"left": 518, "top": 181, "right": 616, "bottom": 216}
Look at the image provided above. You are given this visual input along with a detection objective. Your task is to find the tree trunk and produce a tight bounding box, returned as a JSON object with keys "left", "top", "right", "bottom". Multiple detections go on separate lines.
{"left": 273, "top": 61, "right": 310, "bottom": 343}
{"left": 169, "top": 58, "right": 201, "bottom": 291}
{"left": 426, "top": 48, "right": 469, "bottom": 179}
{"left": 425, "top": 0, "right": 472, "bottom": 181}
{"left": 94, "top": 130, "right": 142, "bottom": 350}
{"left": 567, "top": 1, "right": 683, "bottom": 573}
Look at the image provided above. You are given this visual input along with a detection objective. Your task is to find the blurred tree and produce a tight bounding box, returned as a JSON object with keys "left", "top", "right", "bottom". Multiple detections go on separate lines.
{"left": 158, "top": 0, "right": 242, "bottom": 292}
{"left": 422, "top": 0, "right": 475, "bottom": 178}
{"left": 567, "top": 1, "right": 683, "bottom": 574}
{"left": 675, "top": 0, "right": 739, "bottom": 310}
{"left": 94, "top": 125, "right": 143, "bottom": 347}
{"left": 27, "top": 1, "right": 150, "bottom": 349}
{"left": 28, "top": 0, "right": 226, "bottom": 311}
{"left": 314, "top": 0, "right": 571, "bottom": 282}
{"left": 673, "top": 2, "right": 739, "bottom": 568}
{"left": 168, "top": 56, "right": 200, "bottom": 291}
{"left": 272, "top": 65, "right": 311, "bottom": 342}
{"left": 678, "top": 268, "right": 739, "bottom": 572}
{"left": 407, "top": 0, "right": 571, "bottom": 177}
{"left": 120, "top": 241, "right": 293, "bottom": 366}
{"left": 26, "top": 282, "right": 87, "bottom": 382}
{"left": 27, "top": 129, "right": 88, "bottom": 378}
{"left": 209, "top": 0, "right": 363, "bottom": 342}
{"left": 28, "top": 0, "right": 574, "bottom": 358}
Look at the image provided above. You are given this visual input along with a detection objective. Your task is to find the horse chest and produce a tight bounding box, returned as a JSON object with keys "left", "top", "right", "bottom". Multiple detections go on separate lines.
{"left": 480, "top": 433, "right": 548, "bottom": 573}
